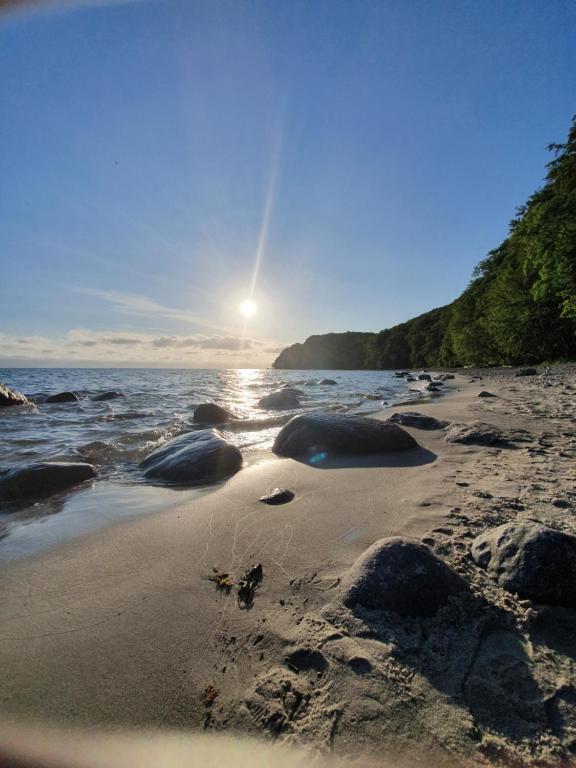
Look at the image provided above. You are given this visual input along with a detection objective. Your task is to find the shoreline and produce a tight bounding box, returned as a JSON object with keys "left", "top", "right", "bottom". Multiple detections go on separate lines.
{"left": 1, "top": 369, "right": 575, "bottom": 765}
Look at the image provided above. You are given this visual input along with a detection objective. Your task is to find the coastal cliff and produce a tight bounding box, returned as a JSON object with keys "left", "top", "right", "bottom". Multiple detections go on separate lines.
{"left": 274, "top": 116, "right": 576, "bottom": 370}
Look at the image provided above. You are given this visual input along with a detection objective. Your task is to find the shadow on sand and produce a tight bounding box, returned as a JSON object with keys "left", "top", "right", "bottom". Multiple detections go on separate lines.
{"left": 291, "top": 446, "right": 437, "bottom": 470}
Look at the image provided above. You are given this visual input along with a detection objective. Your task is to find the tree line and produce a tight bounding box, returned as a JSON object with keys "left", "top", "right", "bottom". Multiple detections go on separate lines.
{"left": 274, "top": 116, "right": 576, "bottom": 370}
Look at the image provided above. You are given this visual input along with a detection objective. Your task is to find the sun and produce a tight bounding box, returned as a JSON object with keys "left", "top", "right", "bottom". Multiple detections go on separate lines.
{"left": 239, "top": 299, "right": 258, "bottom": 318}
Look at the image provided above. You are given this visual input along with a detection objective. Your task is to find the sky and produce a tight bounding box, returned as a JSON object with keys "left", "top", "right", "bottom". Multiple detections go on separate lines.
{"left": 1, "top": 0, "right": 575, "bottom": 368}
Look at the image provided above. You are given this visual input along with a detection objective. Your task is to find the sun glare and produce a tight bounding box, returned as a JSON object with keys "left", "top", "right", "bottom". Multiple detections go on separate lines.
{"left": 239, "top": 299, "right": 258, "bottom": 318}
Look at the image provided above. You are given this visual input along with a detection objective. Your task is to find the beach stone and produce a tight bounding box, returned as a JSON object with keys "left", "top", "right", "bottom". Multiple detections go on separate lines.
{"left": 259, "top": 488, "right": 295, "bottom": 505}
{"left": 471, "top": 522, "right": 576, "bottom": 607}
{"left": 46, "top": 392, "right": 79, "bottom": 404}
{"left": 258, "top": 390, "right": 301, "bottom": 410}
{"left": 140, "top": 429, "right": 242, "bottom": 485}
{"left": 92, "top": 391, "right": 125, "bottom": 402}
{"left": 387, "top": 411, "right": 448, "bottom": 430}
{"left": 418, "top": 374, "right": 432, "bottom": 381}
{"left": 273, "top": 412, "right": 417, "bottom": 459}
{"left": 0, "top": 462, "right": 96, "bottom": 501}
{"left": 318, "top": 378, "right": 337, "bottom": 385}
{"left": 444, "top": 422, "right": 505, "bottom": 446}
{"left": 426, "top": 382, "right": 443, "bottom": 391}
{"left": 340, "top": 537, "right": 466, "bottom": 617}
{"left": 193, "top": 402, "right": 236, "bottom": 425}
{"left": 0, "top": 383, "right": 29, "bottom": 407}
{"left": 478, "top": 391, "right": 497, "bottom": 398}
{"left": 515, "top": 368, "right": 539, "bottom": 377}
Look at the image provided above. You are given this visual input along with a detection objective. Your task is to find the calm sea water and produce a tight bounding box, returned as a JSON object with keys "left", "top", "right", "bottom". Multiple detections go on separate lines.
{"left": 0, "top": 368, "right": 414, "bottom": 562}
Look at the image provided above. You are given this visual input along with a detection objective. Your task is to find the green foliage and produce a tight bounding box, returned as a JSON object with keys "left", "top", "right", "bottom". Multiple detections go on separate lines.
{"left": 274, "top": 116, "right": 576, "bottom": 370}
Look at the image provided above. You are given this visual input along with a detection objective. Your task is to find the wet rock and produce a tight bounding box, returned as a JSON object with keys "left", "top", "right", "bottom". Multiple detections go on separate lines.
{"left": 386, "top": 411, "right": 448, "bottom": 430}
{"left": 418, "top": 374, "right": 432, "bottom": 381}
{"left": 92, "top": 391, "right": 125, "bottom": 402}
{"left": 0, "top": 462, "right": 96, "bottom": 501}
{"left": 193, "top": 402, "right": 236, "bottom": 425}
{"left": 339, "top": 537, "right": 466, "bottom": 617}
{"left": 478, "top": 391, "right": 497, "bottom": 398}
{"left": 46, "top": 392, "right": 79, "bottom": 404}
{"left": 273, "top": 412, "right": 417, "bottom": 459}
{"left": 258, "top": 390, "right": 301, "bottom": 410}
{"left": 140, "top": 429, "right": 242, "bottom": 486}
{"left": 426, "top": 382, "right": 443, "bottom": 392}
{"left": 444, "top": 422, "right": 505, "bottom": 446}
{"left": 279, "top": 385, "right": 305, "bottom": 396}
{"left": 318, "top": 378, "right": 337, "bottom": 385}
{"left": 260, "top": 488, "right": 295, "bottom": 505}
{"left": 515, "top": 368, "right": 539, "bottom": 377}
{"left": 394, "top": 371, "right": 411, "bottom": 378}
{"left": 0, "top": 383, "right": 29, "bottom": 407}
{"left": 471, "top": 521, "right": 576, "bottom": 607}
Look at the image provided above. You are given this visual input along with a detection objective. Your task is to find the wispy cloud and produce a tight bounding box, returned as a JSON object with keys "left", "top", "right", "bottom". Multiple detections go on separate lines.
{"left": 71, "top": 287, "right": 236, "bottom": 335}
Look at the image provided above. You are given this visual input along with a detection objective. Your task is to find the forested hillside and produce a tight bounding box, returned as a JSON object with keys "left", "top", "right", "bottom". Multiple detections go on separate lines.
{"left": 274, "top": 116, "right": 576, "bottom": 370}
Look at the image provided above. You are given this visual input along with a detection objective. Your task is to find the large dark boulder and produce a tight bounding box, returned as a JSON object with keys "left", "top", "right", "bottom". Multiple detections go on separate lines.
{"left": 471, "top": 522, "right": 576, "bottom": 607}
{"left": 46, "top": 392, "right": 79, "bottom": 404}
{"left": 444, "top": 422, "right": 505, "bottom": 446}
{"left": 258, "top": 390, "right": 301, "bottom": 410}
{"left": 0, "top": 383, "right": 29, "bottom": 407}
{"left": 273, "top": 412, "right": 417, "bottom": 459}
{"left": 418, "top": 374, "right": 432, "bottom": 381}
{"left": 193, "top": 403, "right": 236, "bottom": 425}
{"left": 92, "top": 391, "right": 125, "bottom": 402}
{"left": 340, "top": 537, "right": 466, "bottom": 617}
{"left": 387, "top": 411, "right": 448, "bottom": 430}
{"left": 140, "top": 429, "right": 242, "bottom": 486}
{"left": 0, "top": 462, "right": 96, "bottom": 501}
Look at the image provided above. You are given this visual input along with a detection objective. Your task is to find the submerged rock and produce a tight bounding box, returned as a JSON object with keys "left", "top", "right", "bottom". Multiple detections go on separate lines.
{"left": 193, "top": 402, "right": 236, "bottom": 425}
{"left": 273, "top": 412, "right": 417, "bottom": 459}
{"left": 339, "top": 537, "right": 466, "bottom": 617}
{"left": 0, "top": 383, "right": 29, "bottom": 408}
{"left": 386, "top": 411, "right": 448, "bottom": 430}
{"left": 0, "top": 462, "right": 96, "bottom": 501}
{"left": 258, "top": 390, "right": 301, "bottom": 410}
{"left": 140, "top": 429, "right": 242, "bottom": 485}
{"left": 277, "top": 387, "right": 305, "bottom": 397}
{"left": 46, "top": 392, "right": 79, "bottom": 404}
{"left": 444, "top": 422, "right": 505, "bottom": 446}
{"left": 92, "top": 391, "right": 125, "bottom": 402}
{"left": 318, "top": 378, "right": 337, "bottom": 385}
{"left": 471, "top": 522, "right": 576, "bottom": 607}
{"left": 259, "top": 488, "right": 295, "bottom": 505}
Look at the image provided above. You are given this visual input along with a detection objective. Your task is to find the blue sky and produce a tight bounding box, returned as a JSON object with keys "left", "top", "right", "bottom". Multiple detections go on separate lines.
{"left": 1, "top": 0, "right": 575, "bottom": 367}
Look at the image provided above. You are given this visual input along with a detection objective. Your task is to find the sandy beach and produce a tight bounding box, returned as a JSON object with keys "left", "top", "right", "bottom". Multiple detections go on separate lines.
{"left": 1, "top": 369, "right": 576, "bottom": 766}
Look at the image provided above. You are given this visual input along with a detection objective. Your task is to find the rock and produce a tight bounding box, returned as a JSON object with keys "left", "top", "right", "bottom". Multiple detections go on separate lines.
{"left": 394, "top": 371, "right": 411, "bottom": 378}
{"left": 0, "top": 383, "right": 29, "bottom": 407}
{"left": 439, "top": 373, "right": 455, "bottom": 380}
{"left": 386, "top": 411, "right": 448, "bottom": 430}
{"left": 418, "top": 374, "right": 432, "bottom": 381}
{"left": 318, "top": 378, "right": 337, "bottom": 385}
{"left": 277, "top": 387, "right": 305, "bottom": 397}
{"left": 273, "top": 412, "right": 417, "bottom": 459}
{"left": 259, "top": 488, "right": 295, "bottom": 505}
{"left": 193, "top": 403, "right": 236, "bottom": 425}
{"left": 426, "top": 382, "right": 443, "bottom": 392}
{"left": 0, "top": 462, "right": 96, "bottom": 501}
{"left": 444, "top": 422, "right": 505, "bottom": 446}
{"left": 339, "top": 537, "right": 466, "bottom": 617}
{"left": 92, "top": 391, "right": 125, "bottom": 402}
{"left": 140, "top": 429, "right": 242, "bottom": 485}
{"left": 471, "top": 522, "right": 576, "bottom": 607}
{"left": 515, "top": 368, "right": 539, "bottom": 377}
{"left": 46, "top": 392, "right": 79, "bottom": 404}
{"left": 258, "top": 390, "right": 301, "bottom": 410}
{"left": 405, "top": 376, "right": 416, "bottom": 382}
{"left": 478, "top": 391, "right": 497, "bottom": 398}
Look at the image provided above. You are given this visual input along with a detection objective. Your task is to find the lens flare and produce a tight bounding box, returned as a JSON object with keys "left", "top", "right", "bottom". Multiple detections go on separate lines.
{"left": 239, "top": 299, "right": 258, "bottom": 318}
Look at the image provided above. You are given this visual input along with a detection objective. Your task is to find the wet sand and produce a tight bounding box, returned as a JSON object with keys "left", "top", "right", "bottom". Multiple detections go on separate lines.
{"left": 1, "top": 370, "right": 575, "bottom": 766}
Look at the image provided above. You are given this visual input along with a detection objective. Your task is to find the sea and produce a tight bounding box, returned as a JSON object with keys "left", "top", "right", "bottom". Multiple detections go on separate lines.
{"left": 0, "top": 367, "right": 416, "bottom": 564}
